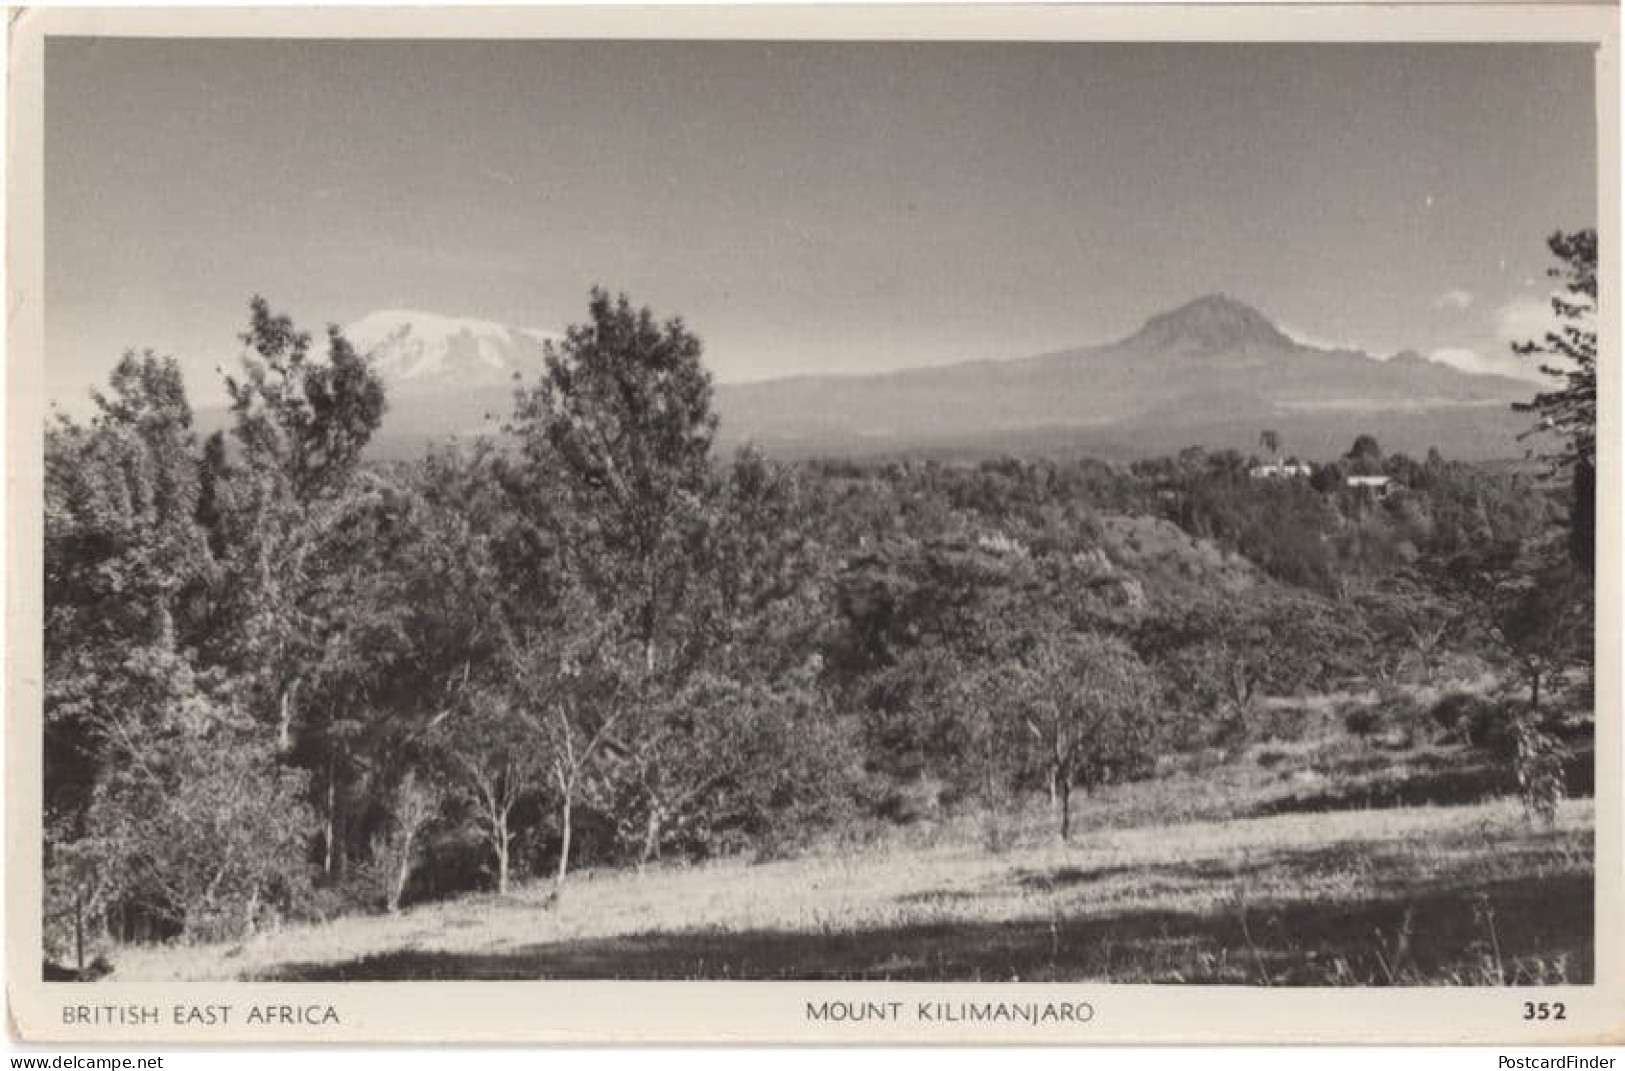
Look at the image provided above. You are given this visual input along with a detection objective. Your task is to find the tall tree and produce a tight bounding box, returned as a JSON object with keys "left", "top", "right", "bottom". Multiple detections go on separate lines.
{"left": 1012, "top": 630, "right": 1156, "bottom": 841}
{"left": 1513, "top": 228, "right": 1598, "bottom": 575}
{"left": 505, "top": 611, "right": 633, "bottom": 899}
{"left": 1345, "top": 433, "right": 1385, "bottom": 476}
{"left": 1440, "top": 539, "right": 1589, "bottom": 823}
{"left": 44, "top": 352, "right": 311, "bottom": 951}
{"left": 44, "top": 352, "right": 215, "bottom": 932}
{"left": 435, "top": 683, "right": 540, "bottom": 896}
{"left": 226, "top": 296, "right": 388, "bottom": 504}
{"left": 510, "top": 287, "right": 716, "bottom": 674}
{"left": 601, "top": 449, "right": 848, "bottom": 865}
{"left": 397, "top": 443, "right": 532, "bottom": 891}
{"left": 507, "top": 288, "right": 719, "bottom": 890}
{"left": 47, "top": 352, "right": 212, "bottom": 659}
{"left": 216, "top": 297, "right": 386, "bottom": 746}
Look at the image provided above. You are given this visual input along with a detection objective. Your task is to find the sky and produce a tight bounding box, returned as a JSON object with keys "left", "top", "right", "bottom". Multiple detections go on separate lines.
{"left": 45, "top": 40, "right": 1598, "bottom": 413}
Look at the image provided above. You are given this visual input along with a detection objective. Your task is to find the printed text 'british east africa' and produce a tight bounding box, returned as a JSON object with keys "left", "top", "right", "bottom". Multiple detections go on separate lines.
{"left": 62, "top": 1004, "right": 340, "bottom": 1028}
{"left": 807, "top": 1000, "right": 1095, "bottom": 1026}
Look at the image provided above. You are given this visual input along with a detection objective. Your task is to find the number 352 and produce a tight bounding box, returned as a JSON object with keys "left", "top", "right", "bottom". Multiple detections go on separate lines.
{"left": 1523, "top": 1002, "right": 1567, "bottom": 1021}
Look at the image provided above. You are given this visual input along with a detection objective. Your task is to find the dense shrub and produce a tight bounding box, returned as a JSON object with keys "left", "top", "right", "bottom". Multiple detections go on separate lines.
{"left": 1430, "top": 692, "right": 1499, "bottom": 746}
{"left": 1341, "top": 705, "right": 1384, "bottom": 739}
{"left": 85, "top": 689, "right": 315, "bottom": 941}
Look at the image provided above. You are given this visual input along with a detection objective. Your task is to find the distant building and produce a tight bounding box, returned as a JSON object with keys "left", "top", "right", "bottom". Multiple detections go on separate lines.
{"left": 1345, "top": 474, "right": 1395, "bottom": 498}
{"left": 1249, "top": 460, "right": 1313, "bottom": 479}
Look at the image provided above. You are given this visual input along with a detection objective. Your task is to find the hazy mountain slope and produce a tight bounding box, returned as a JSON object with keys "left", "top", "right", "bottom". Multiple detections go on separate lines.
{"left": 200, "top": 296, "right": 1537, "bottom": 462}
{"left": 712, "top": 295, "right": 1533, "bottom": 460}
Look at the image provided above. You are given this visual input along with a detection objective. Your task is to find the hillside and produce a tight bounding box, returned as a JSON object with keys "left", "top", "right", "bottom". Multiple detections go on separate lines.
{"left": 104, "top": 781, "right": 1594, "bottom": 984}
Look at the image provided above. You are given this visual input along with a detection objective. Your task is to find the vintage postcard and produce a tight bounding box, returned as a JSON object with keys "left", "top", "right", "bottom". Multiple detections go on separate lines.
{"left": 6, "top": 3, "right": 1621, "bottom": 1045}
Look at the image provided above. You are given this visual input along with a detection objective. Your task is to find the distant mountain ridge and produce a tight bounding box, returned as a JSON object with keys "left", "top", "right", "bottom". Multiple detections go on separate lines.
{"left": 199, "top": 296, "right": 1537, "bottom": 462}
{"left": 710, "top": 295, "right": 1535, "bottom": 461}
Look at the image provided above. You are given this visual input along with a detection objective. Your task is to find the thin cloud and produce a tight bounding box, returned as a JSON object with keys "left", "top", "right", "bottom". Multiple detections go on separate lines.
{"left": 1427, "top": 346, "right": 1545, "bottom": 383}
{"left": 1495, "top": 295, "right": 1557, "bottom": 346}
{"left": 1493, "top": 291, "right": 1589, "bottom": 381}
{"left": 1431, "top": 289, "right": 1475, "bottom": 311}
{"left": 1278, "top": 321, "right": 1365, "bottom": 354}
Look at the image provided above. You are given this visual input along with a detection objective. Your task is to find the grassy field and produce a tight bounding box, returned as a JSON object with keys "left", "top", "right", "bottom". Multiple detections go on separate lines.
{"left": 106, "top": 732, "right": 1594, "bottom": 985}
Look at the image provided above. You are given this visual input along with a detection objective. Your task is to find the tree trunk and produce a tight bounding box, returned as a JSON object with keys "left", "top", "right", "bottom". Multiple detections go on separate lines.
{"left": 638, "top": 806, "right": 663, "bottom": 874}
{"left": 495, "top": 815, "right": 510, "bottom": 896}
{"left": 1571, "top": 457, "right": 1595, "bottom": 576}
{"left": 553, "top": 793, "right": 574, "bottom": 901}
{"left": 388, "top": 829, "right": 415, "bottom": 914}
{"left": 276, "top": 680, "right": 300, "bottom": 754}
{"left": 1530, "top": 668, "right": 1543, "bottom": 712}
{"left": 154, "top": 598, "right": 176, "bottom": 653}
{"left": 74, "top": 887, "right": 85, "bottom": 979}
{"left": 1047, "top": 766, "right": 1058, "bottom": 809}
{"left": 1058, "top": 778, "right": 1073, "bottom": 843}
{"left": 322, "top": 753, "right": 337, "bottom": 878}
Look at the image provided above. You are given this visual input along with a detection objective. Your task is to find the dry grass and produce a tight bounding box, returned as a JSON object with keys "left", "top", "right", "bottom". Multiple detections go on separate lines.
{"left": 106, "top": 779, "right": 1593, "bottom": 984}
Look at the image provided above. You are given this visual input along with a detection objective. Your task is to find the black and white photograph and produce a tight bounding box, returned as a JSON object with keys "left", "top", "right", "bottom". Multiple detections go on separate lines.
{"left": 6, "top": 3, "right": 1621, "bottom": 1045}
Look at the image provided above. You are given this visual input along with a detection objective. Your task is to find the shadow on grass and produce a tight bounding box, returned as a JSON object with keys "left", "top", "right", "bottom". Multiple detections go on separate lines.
{"left": 892, "top": 889, "right": 983, "bottom": 904}
{"left": 1011, "top": 864, "right": 1143, "bottom": 891}
{"left": 253, "top": 870, "right": 1591, "bottom": 985}
{"left": 1249, "top": 747, "right": 1594, "bottom": 818}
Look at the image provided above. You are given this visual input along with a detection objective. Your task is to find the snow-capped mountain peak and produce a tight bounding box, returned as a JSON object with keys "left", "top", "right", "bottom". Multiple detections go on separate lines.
{"left": 343, "top": 309, "right": 556, "bottom": 393}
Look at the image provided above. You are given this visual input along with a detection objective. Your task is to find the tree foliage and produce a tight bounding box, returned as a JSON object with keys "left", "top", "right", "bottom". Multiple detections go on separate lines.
{"left": 1008, "top": 630, "right": 1156, "bottom": 841}
{"left": 87, "top": 675, "right": 315, "bottom": 940}
{"left": 510, "top": 287, "right": 715, "bottom": 672}
{"left": 1513, "top": 228, "right": 1598, "bottom": 574}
